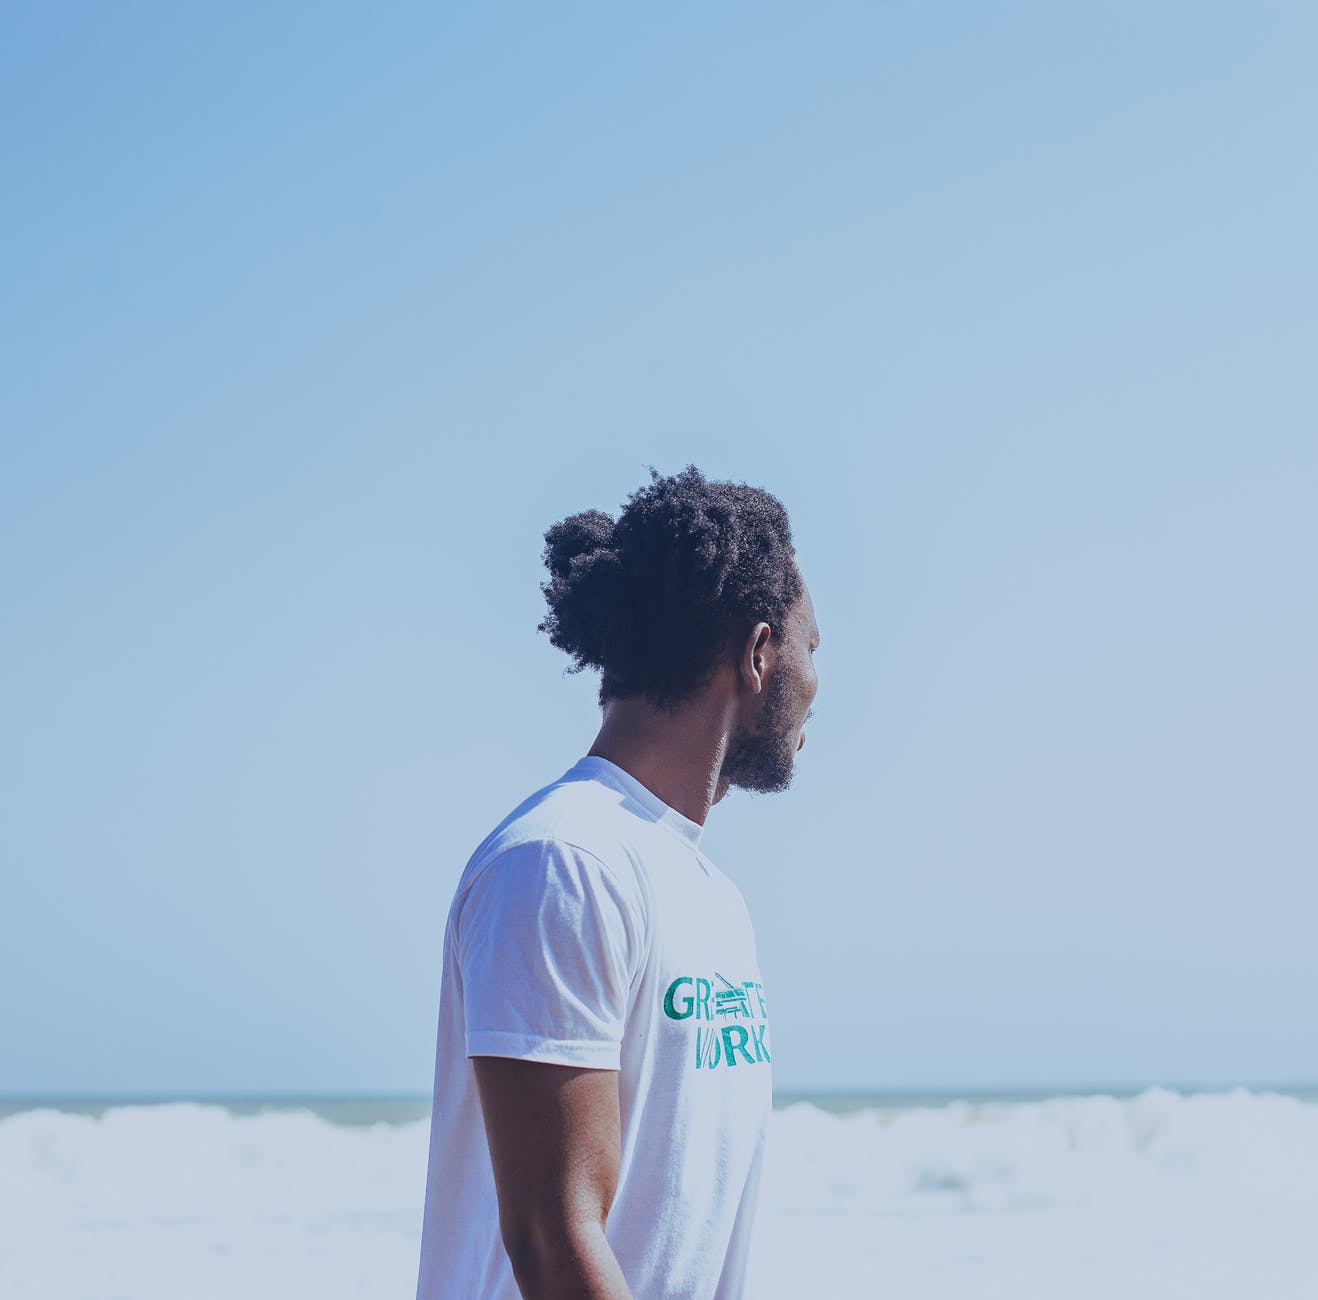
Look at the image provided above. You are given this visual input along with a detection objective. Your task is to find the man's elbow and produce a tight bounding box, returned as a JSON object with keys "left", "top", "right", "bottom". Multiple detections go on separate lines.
{"left": 500, "top": 1212, "right": 608, "bottom": 1293}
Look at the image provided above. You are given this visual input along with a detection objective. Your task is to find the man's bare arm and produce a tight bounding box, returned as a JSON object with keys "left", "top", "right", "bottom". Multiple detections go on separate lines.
{"left": 472, "top": 1056, "right": 633, "bottom": 1300}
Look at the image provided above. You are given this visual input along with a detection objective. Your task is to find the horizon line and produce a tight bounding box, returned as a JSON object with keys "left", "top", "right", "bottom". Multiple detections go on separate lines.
{"left": 4, "top": 1078, "right": 1317, "bottom": 1105}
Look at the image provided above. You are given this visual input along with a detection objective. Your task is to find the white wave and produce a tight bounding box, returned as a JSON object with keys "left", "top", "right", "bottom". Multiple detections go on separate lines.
{"left": 2, "top": 1089, "right": 1313, "bottom": 1299}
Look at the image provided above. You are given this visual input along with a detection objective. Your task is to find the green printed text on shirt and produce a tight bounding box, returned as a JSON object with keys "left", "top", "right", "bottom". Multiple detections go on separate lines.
{"left": 662, "top": 973, "right": 771, "bottom": 1070}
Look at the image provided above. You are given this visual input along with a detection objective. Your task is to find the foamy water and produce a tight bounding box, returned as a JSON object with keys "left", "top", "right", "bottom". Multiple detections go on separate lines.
{"left": 2, "top": 1089, "right": 1312, "bottom": 1298}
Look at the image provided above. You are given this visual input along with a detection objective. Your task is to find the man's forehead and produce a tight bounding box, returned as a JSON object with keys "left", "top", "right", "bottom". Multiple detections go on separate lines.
{"left": 797, "top": 587, "right": 820, "bottom": 643}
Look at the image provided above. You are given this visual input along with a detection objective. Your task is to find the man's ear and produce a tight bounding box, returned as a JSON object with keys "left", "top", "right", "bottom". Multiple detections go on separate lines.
{"left": 738, "top": 622, "right": 773, "bottom": 695}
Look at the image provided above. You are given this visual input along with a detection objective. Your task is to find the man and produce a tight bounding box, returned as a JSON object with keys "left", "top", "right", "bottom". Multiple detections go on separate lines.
{"left": 415, "top": 466, "right": 820, "bottom": 1300}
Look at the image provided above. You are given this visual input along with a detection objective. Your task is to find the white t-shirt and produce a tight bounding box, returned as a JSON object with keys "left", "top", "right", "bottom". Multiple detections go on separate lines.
{"left": 415, "top": 755, "right": 772, "bottom": 1300}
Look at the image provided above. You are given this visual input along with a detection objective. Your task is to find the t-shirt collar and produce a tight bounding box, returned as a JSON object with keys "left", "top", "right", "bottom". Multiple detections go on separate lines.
{"left": 568, "top": 755, "right": 705, "bottom": 847}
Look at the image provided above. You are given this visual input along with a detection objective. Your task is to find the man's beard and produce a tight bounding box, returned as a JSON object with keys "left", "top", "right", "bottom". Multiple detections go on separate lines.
{"left": 721, "top": 669, "right": 799, "bottom": 795}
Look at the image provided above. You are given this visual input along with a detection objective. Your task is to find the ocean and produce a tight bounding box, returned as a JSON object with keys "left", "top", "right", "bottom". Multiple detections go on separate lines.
{"left": 3, "top": 1086, "right": 1314, "bottom": 1298}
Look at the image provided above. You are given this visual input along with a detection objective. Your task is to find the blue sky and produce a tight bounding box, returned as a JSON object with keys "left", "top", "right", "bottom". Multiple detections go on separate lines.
{"left": 3, "top": 2, "right": 1315, "bottom": 1095}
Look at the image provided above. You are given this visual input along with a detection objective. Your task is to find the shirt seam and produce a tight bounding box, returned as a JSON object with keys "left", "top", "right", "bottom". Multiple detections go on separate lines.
{"left": 465, "top": 1030, "right": 622, "bottom": 1053}
{"left": 569, "top": 758, "right": 705, "bottom": 847}
{"left": 452, "top": 835, "right": 655, "bottom": 987}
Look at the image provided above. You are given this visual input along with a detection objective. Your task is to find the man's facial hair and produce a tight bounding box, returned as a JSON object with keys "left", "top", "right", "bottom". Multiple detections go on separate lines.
{"left": 721, "top": 667, "right": 798, "bottom": 794}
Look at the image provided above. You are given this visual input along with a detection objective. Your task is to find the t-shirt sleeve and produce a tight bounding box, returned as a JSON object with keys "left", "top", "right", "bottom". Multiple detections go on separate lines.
{"left": 453, "top": 838, "right": 646, "bottom": 1070}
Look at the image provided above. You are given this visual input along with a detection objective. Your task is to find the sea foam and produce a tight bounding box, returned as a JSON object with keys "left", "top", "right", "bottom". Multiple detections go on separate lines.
{"left": 1, "top": 1088, "right": 1312, "bottom": 1298}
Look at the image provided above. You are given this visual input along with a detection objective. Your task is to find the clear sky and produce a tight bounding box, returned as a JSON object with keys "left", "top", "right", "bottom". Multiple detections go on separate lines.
{"left": 3, "top": 2, "right": 1315, "bottom": 1095}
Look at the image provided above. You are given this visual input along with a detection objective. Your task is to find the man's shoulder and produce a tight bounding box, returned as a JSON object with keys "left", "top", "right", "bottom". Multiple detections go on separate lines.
{"left": 461, "top": 768, "right": 644, "bottom": 887}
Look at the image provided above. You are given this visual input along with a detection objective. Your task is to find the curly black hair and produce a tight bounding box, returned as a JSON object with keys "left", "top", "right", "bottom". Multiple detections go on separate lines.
{"left": 538, "top": 466, "right": 803, "bottom": 710}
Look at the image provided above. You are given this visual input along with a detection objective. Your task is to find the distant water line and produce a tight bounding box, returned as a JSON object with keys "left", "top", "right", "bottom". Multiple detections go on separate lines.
{"left": 3, "top": 1082, "right": 1316, "bottom": 1126}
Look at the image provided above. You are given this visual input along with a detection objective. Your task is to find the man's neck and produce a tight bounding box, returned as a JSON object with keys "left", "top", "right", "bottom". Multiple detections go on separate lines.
{"left": 586, "top": 691, "right": 736, "bottom": 826}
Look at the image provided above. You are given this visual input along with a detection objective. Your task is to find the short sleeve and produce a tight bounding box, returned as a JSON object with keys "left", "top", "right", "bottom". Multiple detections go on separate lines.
{"left": 454, "top": 838, "right": 646, "bottom": 1069}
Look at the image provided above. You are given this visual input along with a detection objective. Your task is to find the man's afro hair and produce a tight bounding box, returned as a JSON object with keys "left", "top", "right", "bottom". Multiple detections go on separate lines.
{"left": 538, "top": 465, "right": 802, "bottom": 710}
